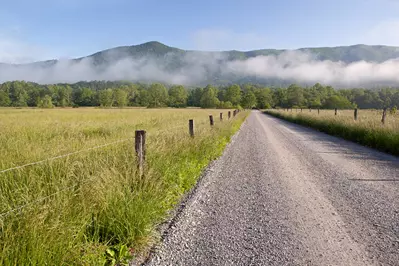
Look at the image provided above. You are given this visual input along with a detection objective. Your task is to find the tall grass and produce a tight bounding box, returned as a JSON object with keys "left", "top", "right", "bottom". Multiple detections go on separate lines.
{"left": 0, "top": 108, "right": 248, "bottom": 265}
{"left": 264, "top": 109, "right": 399, "bottom": 156}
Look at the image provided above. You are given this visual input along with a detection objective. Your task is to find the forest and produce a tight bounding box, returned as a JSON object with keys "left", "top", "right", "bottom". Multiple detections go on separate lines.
{"left": 0, "top": 80, "right": 398, "bottom": 110}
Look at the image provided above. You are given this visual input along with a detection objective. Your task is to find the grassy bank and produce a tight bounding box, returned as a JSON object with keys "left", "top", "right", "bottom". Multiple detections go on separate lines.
{"left": 264, "top": 109, "right": 399, "bottom": 156}
{"left": 0, "top": 108, "right": 248, "bottom": 265}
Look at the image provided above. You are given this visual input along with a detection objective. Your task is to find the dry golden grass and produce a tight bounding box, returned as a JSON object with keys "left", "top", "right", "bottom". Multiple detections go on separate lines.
{"left": 0, "top": 107, "right": 248, "bottom": 265}
{"left": 265, "top": 108, "right": 399, "bottom": 155}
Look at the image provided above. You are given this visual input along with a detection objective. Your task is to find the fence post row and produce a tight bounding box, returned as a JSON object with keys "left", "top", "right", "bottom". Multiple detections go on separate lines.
{"left": 381, "top": 108, "right": 387, "bottom": 124}
{"left": 209, "top": 115, "right": 214, "bottom": 126}
{"left": 189, "top": 119, "right": 194, "bottom": 137}
{"left": 135, "top": 130, "right": 146, "bottom": 176}
{"left": 354, "top": 108, "right": 358, "bottom": 121}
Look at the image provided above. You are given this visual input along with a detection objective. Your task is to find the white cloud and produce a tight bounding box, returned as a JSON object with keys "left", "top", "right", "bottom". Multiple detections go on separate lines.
{"left": 191, "top": 28, "right": 269, "bottom": 51}
{"left": 224, "top": 51, "right": 399, "bottom": 86}
{"left": 2, "top": 49, "right": 399, "bottom": 87}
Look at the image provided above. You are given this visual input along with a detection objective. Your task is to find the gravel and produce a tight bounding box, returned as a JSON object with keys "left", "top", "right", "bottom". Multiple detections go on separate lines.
{"left": 143, "top": 111, "right": 399, "bottom": 266}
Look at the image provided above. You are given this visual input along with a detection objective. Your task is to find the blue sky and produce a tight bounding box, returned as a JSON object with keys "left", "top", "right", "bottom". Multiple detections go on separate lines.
{"left": 1, "top": 0, "right": 398, "bottom": 63}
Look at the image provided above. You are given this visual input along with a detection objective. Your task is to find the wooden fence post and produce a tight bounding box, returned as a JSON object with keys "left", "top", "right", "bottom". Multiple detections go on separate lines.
{"left": 318, "top": 108, "right": 320, "bottom": 114}
{"left": 209, "top": 115, "right": 214, "bottom": 126}
{"left": 309, "top": 108, "right": 312, "bottom": 112}
{"left": 354, "top": 109, "right": 358, "bottom": 121}
{"left": 300, "top": 108, "right": 302, "bottom": 112}
{"left": 228, "top": 111, "right": 231, "bottom": 119}
{"left": 189, "top": 119, "right": 194, "bottom": 137}
{"left": 233, "top": 110, "right": 237, "bottom": 117}
{"left": 135, "top": 130, "right": 146, "bottom": 176}
{"left": 220, "top": 112, "right": 223, "bottom": 121}
{"left": 335, "top": 108, "right": 337, "bottom": 116}
{"left": 381, "top": 108, "right": 387, "bottom": 124}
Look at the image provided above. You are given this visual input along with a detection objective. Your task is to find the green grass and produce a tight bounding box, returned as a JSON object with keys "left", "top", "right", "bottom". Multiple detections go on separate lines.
{"left": 0, "top": 108, "right": 248, "bottom": 265}
{"left": 264, "top": 109, "right": 399, "bottom": 156}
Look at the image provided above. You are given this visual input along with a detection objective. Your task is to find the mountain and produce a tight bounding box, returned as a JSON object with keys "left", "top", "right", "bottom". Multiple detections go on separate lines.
{"left": 79, "top": 41, "right": 399, "bottom": 64}
{"left": 2, "top": 41, "right": 399, "bottom": 86}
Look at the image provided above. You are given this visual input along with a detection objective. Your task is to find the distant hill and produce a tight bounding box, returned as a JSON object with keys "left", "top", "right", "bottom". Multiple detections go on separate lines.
{"left": 79, "top": 41, "right": 399, "bottom": 64}
{"left": 2, "top": 41, "right": 399, "bottom": 86}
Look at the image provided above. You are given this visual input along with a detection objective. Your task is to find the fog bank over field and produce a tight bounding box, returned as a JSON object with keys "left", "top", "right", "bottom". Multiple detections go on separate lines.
{"left": 1, "top": 49, "right": 399, "bottom": 86}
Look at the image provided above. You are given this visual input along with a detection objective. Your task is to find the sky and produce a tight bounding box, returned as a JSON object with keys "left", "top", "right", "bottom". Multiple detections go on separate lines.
{"left": 0, "top": 0, "right": 398, "bottom": 63}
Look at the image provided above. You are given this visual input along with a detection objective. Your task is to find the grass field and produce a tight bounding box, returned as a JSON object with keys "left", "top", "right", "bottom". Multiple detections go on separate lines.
{"left": 0, "top": 107, "right": 248, "bottom": 265}
{"left": 264, "top": 109, "right": 399, "bottom": 156}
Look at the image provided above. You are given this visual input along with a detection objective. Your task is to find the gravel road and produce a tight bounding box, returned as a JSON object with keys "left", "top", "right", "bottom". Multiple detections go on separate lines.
{"left": 144, "top": 111, "right": 399, "bottom": 266}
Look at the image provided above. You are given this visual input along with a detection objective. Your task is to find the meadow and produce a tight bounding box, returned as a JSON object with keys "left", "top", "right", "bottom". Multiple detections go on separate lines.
{"left": 264, "top": 109, "right": 399, "bottom": 156}
{"left": 0, "top": 107, "right": 248, "bottom": 265}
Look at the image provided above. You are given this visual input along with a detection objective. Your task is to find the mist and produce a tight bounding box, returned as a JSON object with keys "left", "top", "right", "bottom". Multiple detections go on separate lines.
{"left": 1, "top": 50, "right": 399, "bottom": 87}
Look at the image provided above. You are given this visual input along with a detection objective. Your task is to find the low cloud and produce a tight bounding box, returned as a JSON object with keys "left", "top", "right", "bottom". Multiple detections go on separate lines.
{"left": 224, "top": 51, "right": 399, "bottom": 86}
{"left": 1, "top": 49, "right": 399, "bottom": 87}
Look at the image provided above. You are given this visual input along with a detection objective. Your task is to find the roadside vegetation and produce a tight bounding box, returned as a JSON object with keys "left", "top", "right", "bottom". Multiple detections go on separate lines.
{"left": 0, "top": 108, "right": 248, "bottom": 265}
{"left": 264, "top": 109, "right": 399, "bottom": 156}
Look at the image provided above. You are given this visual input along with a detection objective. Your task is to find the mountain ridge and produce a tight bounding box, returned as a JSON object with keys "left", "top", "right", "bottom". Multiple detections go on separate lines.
{"left": 2, "top": 41, "right": 399, "bottom": 86}
{"left": 7, "top": 41, "right": 399, "bottom": 66}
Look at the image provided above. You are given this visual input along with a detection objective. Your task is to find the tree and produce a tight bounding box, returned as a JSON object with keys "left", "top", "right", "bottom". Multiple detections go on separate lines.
{"left": 188, "top": 87, "right": 203, "bottom": 107}
{"left": 168, "top": 85, "right": 188, "bottom": 107}
{"left": 241, "top": 91, "right": 257, "bottom": 109}
{"left": 225, "top": 84, "right": 242, "bottom": 106}
{"left": 113, "top": 89, "right": 128, "bottom": 107}
{"left": 200, "top": 85, "right": 219, "bottom": 108}
{"left": 148, "top": 83, "right": 168, "bottom": 107}
{"left": 137, "top": 90, "right": 150, "bottom": 106}
{"left": 99, "top": 89, "right": 114, "bottom": 107}
{"left": 56, "top": 85, "right": 72, "bottom": 107}
{"left": 254, "top": 87, "right": 273, "bottom": 109}
{"left": 0, "top": 91, "right": 11, "bottom": 106}
{"left": 287, "top": 84, "right": 305, "bottom": 107}
{"left": 323, "top": 95, "right": 354, "bottom": 109}
{"left": 38, "top": 95, "right": 54, "bottom": 108}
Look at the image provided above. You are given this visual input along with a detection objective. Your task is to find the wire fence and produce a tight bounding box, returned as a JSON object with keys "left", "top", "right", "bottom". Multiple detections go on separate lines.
{"left": 0, "top": 110, "right": 243, "bottom": 220}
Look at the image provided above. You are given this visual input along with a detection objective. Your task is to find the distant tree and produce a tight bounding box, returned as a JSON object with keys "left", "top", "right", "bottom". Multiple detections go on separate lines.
{"left": 188, "top": 87, "right": 203, "bottom": 107}
{"left": 137, "top": 90, "right": 150, "bottom": 106}
{"left": 323, "top": 95, "right": 354, "bottom": 109}
{"left": 99, "top": 89, "right": 114, "bottom": 107}
{"left": 254, "top": 87, "right": 273, "bottom": 109}
{"left": 0, "top": 91, "right": 11, "bottom": 106}
{"left": 38, "top": 95, "right": 54, "bottom": 108}
{"left": 57, "top": 85, "right": 72, "bottom": 107}
{"left": 168, "top": 85, "right": 188, "bottom": 107}
{"left": 287, "top": 84, "right": 305, "bottom": 107}
{"left": 148, "top": 83, "right": 168, "bottom": 107}
{"left": 113, "top": 89, "right": 128, "bottom": 107}
{"left": 225, "top": 84, "right": 242, "bottom": 105}
{"left": 241, "top": 91, "right": 257, "bottom": 109}
{"left": 218, "top": 101, "right": 234, "bottom": 109}
{"left": 200, "top": 85, "right": 219, "bottom": 108}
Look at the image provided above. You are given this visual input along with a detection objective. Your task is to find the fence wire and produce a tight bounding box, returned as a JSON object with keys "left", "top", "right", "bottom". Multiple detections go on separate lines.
{"left": 0, "top": 112, "right": 241, "bottom": 220}
{"left": 0, "top": 138, "right": 134, "bottom": 174}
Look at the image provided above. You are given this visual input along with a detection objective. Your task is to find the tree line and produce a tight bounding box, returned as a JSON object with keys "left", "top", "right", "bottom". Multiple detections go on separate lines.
{"left": 0, "top": 80, "right": 398, "bottom": 109}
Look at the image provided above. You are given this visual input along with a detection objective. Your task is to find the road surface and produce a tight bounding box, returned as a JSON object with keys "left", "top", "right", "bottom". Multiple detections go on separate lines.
{"left": 144, "top": 111, "right": 399, "bottom": 266}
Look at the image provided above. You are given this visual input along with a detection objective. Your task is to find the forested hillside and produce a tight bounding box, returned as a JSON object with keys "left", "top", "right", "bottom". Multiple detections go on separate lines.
{"left": 0, "top": 80, "right": 397, "bottom": 110}
{"left": 2, "top": 42, "right": 399, "bottom": 86}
